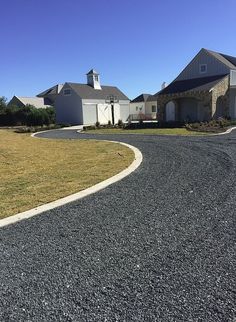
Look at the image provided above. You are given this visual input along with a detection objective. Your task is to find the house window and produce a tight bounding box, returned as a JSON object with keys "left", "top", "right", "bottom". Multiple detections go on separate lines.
{"left": 152, "top": 105, "right": 157, "bottom": 113}
{"left": 136, "top": 106, "right": 139, "bottom": 111}
{"left": 199, "top": 64, "right": 207, "bottom": 74}
{"left": 63, "top": 89, "right": 71, "bottom": 96}
{"left": 94, "top": 75, "right": 98, "bottom": 81}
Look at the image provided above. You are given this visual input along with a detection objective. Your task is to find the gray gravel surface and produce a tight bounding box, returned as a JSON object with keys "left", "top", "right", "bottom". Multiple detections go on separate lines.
{"left": 1, "top": 130, "right": 236, "bottom": 321}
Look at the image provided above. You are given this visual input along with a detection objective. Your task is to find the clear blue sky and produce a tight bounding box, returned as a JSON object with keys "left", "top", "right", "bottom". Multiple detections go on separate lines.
{"left": 1, "top": 0, "right": 236, "bottom": 101}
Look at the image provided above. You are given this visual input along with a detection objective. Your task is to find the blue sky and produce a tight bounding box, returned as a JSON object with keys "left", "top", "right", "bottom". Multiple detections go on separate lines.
{"left": 1, "top": 0, "right": 236, "bottom": 101}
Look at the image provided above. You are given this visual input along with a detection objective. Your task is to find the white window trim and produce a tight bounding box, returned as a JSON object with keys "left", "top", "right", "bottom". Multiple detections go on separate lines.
{"left": 63, "top": 89, "right": 72, "bottom": 96}
{"left": 199, "top": 64, "right": 207, "bottom": 74}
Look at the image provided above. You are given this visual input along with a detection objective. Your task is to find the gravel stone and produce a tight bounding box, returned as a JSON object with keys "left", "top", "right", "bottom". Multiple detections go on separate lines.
{"left": 1, "top": 130, "right": 236, "bottom": 321}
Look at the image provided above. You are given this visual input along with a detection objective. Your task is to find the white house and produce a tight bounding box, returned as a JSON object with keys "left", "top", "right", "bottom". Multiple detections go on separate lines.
{"left": 39, "top": 70, "right": 130, "bottom": 125}
{"left": 129, "top": 94, "right": 157, "bottom": 120}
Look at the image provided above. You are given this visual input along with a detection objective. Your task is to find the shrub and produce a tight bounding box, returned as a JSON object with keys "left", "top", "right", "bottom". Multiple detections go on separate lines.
{"left": 0, "top": 104, "right": 56, "bottom": 127}
{"left": 83, "top": 125, "right": 96, "bottom": 131}
{"left": 95, "top": 121, "right": 100, "bottom": 128}
{"left": 117, "top": 119, "right": 123, "bottom": 128}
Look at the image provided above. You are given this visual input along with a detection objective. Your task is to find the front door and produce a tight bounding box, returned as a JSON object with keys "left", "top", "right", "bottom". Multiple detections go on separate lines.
{"left": 166, "top": 101, "right": 175, "bottom": 121}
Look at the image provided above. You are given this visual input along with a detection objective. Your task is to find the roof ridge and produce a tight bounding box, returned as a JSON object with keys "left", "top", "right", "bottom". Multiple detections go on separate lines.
{"left": 205, "top": 48, "right": 236, "bottom": 69}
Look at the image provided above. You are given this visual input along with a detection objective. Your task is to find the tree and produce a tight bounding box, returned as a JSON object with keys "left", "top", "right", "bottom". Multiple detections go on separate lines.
{"left": 0, "top": 96, "right": 7, "bottom": 111}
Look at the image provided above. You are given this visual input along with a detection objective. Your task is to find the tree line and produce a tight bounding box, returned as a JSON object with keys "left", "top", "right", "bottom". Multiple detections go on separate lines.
{"left": 0, "top": 96, "right": 55, "bottom": 126}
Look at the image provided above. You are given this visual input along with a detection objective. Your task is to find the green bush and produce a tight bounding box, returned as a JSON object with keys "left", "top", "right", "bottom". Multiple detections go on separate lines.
{"left": 0, "top": 100, "right": 55, "bottom": 126}
{"left": 95, "top": 121, "right": 100, "bottom": 128}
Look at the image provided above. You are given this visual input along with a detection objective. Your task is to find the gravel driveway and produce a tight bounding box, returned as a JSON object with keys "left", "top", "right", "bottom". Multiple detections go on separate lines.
{"left": 1, "top": 130, "right": 236, "bottom": 321}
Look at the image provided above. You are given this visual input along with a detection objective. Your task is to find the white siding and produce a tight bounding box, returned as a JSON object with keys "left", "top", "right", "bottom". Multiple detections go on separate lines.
{"left": 55, "top": 85, "right": 83, "bottom": 125}
{"left": 119, "top": 103, "right": 130, "bottom": 122}
{"left": 82, "top": 104, "right": 97, "bottom": 124}
{"left": 145, "top": 100, "right": 157, "bottom": 118}
{"left": 230, "top": 70, "right": 236, "bottom": 87}
{"left": 129, "top": 102, "right": 145, "bottom": 115}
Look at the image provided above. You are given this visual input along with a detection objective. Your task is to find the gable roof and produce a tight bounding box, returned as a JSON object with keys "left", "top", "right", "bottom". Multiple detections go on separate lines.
{"left": 157, "top": 74, "right": 228, "bottom": 96}
{"left": 15, "top": 97, "right": 51, "bottom": 108}
{"left": 67, "top": 83, "right": 129, "bottom": 100}
{"left": 205, "top": 49, "right": 236, "bottom": 69}
{"left": 131, "top": 94, "right": 151, "bottom": 103}
{"left": 37, "top": 84, "right": 63, "bottom": 97}
{"left": 219, "top": 53, "right": 236, "bottom": 68}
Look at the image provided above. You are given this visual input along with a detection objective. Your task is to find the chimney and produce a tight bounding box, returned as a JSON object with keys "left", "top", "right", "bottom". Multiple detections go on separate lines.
{"left": 161, "top": 82, "right": 167, "bottom": 89}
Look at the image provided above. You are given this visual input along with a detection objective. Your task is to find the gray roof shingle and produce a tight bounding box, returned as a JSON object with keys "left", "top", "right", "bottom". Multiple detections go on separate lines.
{"left": 37, "top": 84, "right": 63, "bottom": 97}
{"left": 157, "top": 74, "right": 228, "bottom": 96}
{"left": 68, "top": 83, "right": 129, "bottom": 100}
{"left": 206, "top": 49, "right": 236, "bottom": 69}
{"left": 130, "top": 94, "right": 151, "bottom": 103}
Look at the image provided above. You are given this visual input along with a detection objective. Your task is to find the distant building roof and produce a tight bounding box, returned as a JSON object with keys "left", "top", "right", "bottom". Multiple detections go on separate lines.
{"left": 130, "top": 94, "right": 151, "bottom": 103}
{"left": 14, "top": 96, "right": 51, "bottom": 108}
{"left": 67, "top": 83, "right": 129, "bottom": 100}
{"left": 146, "top": 95, "right": 157, "bottom": 102}
{"left": 37, "top": 84, "right": 63, "bottom": 97}
{"left": 157, "top": 74, "right": 228, "bottom": 96}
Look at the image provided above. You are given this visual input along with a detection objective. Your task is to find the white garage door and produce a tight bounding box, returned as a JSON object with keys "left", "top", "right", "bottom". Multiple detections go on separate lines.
{"left": 97, "top": 104, "right": 120, "bottom": 124}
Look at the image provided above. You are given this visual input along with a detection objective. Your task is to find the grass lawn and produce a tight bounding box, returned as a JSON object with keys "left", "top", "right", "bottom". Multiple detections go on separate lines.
{"left": 83, "top": 128, "right": 210, "bottom": 136}
{"left": 0, "top": 130, "right": 134, "bottom": 219}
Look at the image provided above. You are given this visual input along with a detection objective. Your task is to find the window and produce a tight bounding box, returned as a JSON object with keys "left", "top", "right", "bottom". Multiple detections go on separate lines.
{"left": 152, "top": 105, "right": 157, "bottom": 113}
{"left": 136, "top": 106, "right": 139, "bottom": 111}
{"left": 199, "top": 64, "right": 207, "bottom": 74}
{"left": 94, "top": 75, "right": 98, "bottom": 81}
{"left": 63, "top": 89, "right": 71, "bottom": 96}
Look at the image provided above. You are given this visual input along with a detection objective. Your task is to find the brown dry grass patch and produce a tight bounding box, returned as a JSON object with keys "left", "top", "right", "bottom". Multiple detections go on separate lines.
{"left": 0, "top": 130, "right": 134, "bottom": 219}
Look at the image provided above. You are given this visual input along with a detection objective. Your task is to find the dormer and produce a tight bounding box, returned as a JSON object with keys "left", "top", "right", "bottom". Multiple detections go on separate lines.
{"left": 86, "top": 69, "right": 101, "bottom": 90}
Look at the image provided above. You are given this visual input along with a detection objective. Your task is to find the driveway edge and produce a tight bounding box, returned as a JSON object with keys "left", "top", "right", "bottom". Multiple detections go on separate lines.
{"left": 0, "top": 139, "right": 142, "bottom": 228}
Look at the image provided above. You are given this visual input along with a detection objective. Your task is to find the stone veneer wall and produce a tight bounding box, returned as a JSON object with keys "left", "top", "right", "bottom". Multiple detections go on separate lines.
{"left": 155, "top": 76, "right": 230, "bottom": 122}
{"left": 211, "top": 76, "right": 229, "bottom": 118}
{"left": 156, "top": 91, "right": 212, "bottom": 122}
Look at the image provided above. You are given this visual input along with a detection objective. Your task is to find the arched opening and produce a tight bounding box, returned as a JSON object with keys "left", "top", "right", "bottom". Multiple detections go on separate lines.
{"left": 165, "top": 101, "right": 175, "bottom": 121}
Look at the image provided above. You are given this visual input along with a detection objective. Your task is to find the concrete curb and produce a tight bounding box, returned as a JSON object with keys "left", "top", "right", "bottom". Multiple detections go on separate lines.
{"left": 79, "top": 126, "right": 236, "bottom": 137}
{"left": 0, "top": 137, "right": 142, "bottom": 228}
{"left": 210, "top": 126, "right": 236, "bottom": 136}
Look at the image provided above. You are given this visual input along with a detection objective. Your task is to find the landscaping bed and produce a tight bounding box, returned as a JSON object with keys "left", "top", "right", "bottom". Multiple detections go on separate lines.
{"left": 186, "top": 119, "right": 236, "bottom": 133}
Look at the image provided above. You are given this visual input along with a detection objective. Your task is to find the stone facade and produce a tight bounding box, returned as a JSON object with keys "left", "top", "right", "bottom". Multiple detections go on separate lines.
{"left": 211, "top": 76, "right": 229, "bottom": 118}
{"left": 156, "top": 91, "right": 212, "bottom": 122}
{"left": 155, "top": 76, "right": 230, "bottom": 122}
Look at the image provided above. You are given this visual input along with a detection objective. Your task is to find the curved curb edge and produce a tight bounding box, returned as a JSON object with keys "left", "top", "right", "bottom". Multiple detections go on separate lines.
{"left": 209, "top": 126, "right": 236, "bottom": 136}
{"left": 0, "top": 137, "right": 142, "bottom": 228}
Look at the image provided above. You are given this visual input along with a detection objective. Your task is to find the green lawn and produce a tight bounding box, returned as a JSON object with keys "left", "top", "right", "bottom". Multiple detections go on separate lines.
{"left": 83, "top": 128, "right": 210, "bottom": 136}
{"left": 0, "top": 130, "right": 134, "bottom": 219}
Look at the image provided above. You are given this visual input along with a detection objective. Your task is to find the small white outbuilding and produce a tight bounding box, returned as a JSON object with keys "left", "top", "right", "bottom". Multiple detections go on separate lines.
{"left": 42, "top": 70, "right": 130, "bottom": 125}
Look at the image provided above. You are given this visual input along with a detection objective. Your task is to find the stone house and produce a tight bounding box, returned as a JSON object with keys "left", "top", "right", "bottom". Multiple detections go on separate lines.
{"left": 154, "top": 48, "right": 236, "bottom": 122}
